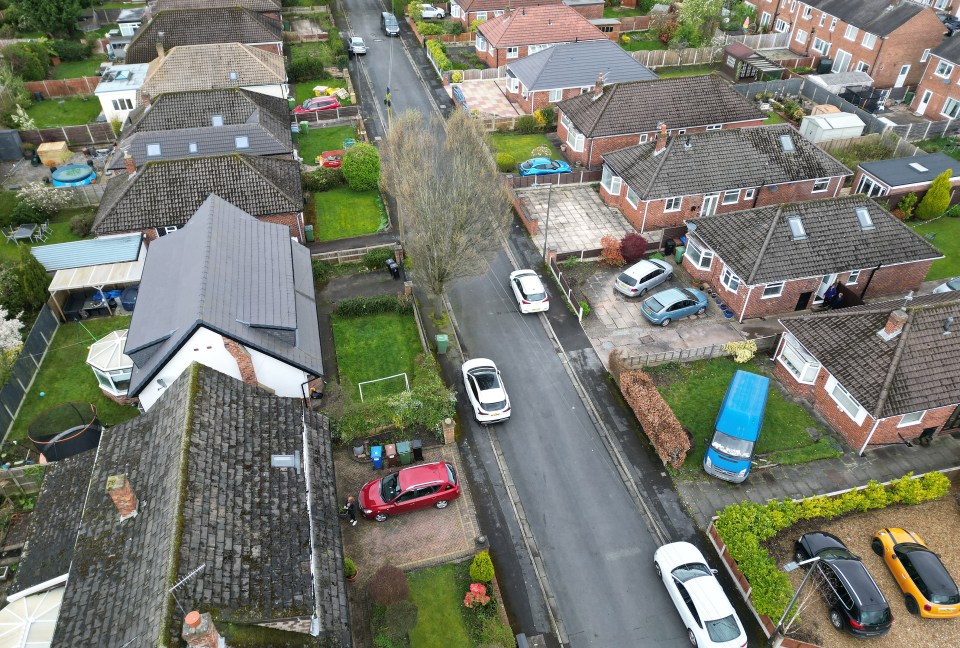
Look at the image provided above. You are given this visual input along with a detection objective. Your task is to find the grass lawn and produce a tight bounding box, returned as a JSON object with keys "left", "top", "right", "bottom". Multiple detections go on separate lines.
{"left": 620, "top": 31, "right": 665, "bottom": 52}
{"left": 331, "top": 312, "right": 421, "bottom": 399}
{"left": 763, "top": 111, "right": 786, "bottom": 125}
{"left": 911, "top": 216, "right": 960, "bottom": 281}
{"left": 647, "top": 357, "right": 840, "bottom": 475}
{"left": 408, "top": 564, "right": 473, "bottom": 648}
{"left": 6, "top": 316, "right": 139, "bottom": 442}
{"left": 604, "top": 6, "right": 648, "bottom": 17}
{"left": 295, "top": 124, "right": 358, "bottom": 163}
{"left": 25, "top": 97, "right": 101, "bottom": 127}
{"left": 487, "top": 132, "right": 559, "bottom": 165}
{"left": 294, "top": 78, "right": 350, "bottom": 105}
{"left": 916, "top": 137, "right": 960, "bottom": 163}
{"left": 290, "top": 41, "right": 334, "bottom": 63}
{"left": 0, "top": 207, "right": 93, "bottom": 265}
{"left": 50, "top": 55, "right": 107, "bottom": 80}
{"left": 654, "top": 64, "right": 721, "bottom": 78}
{"left": 313, "top": 187, "right": 386, "bottom": 240}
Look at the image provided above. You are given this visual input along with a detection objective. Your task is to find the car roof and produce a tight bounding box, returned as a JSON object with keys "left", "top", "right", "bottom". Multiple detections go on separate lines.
{"left": 518, "top": 274, "right": 544, "bottom": 292}
{"left": 397, "top": 461, "right": 449, "bottom": 488}
{"left": 648, "top": 287, "right": 684, "bottom": 304}
{"left": 463, "top": 357, "right": 497, "bottom": 372}
{"left": 801, "top": 531, "right": 847, "bottom": 556}
{"left": 525, "top": 157, "right": 552, "bottom": 164}
{"left": 896, "top": 545, "right": 958, "bottom": 595}
{"left": 623, "top": 258, "right": 662, "bottom": 278}
{"left": 824, "top": 559, "right": 887, "bottom": 609}
{"left": 686, "top": 573, "right": 738, "bottom": 623}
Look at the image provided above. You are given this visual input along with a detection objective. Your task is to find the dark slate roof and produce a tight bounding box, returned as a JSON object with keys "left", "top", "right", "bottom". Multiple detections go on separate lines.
{"left": 125, "top": 7, "right": 282, "bottom": 64}
{"left": 111, "top": 89, "right": 292, "bottom": 168}
{"left": 152, "top": 0, "right": 281, "bottom": 12}
{"left": 806, "top": 0, "right": 926, "bottom": 37}
{"left": 50, "top": 365, "right": 348, "bottom": 647}
{"left": 8, "top": 453, "right": 95, "bottom": 595}
{"left": 92, "top": 154, "right": 302, "bottom": 234}
{"left": 933, "top": 33, "right": 960, "bottom": 66}
{"left": 507, "top": 39, "right": 656, "bottom": 92}
{"left": 782, "top": 292, "right": 960, "bottom": 418}
{"left": 557, "top": 74, "right": 765, "bottom": 138}
{"left": 859, "top": 152, "right": 960, "bottom": 188}
{"left": 603, "top": 124, "right": 850, "bottom": 199}
{"left": 687, "top": 195, "right": 942, "bottom": 285}
{"left": 124, "top": 195, "right": 322, "bottom": 396}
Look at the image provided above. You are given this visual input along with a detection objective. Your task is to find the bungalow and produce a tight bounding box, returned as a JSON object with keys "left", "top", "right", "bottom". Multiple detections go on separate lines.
{"left": 853, "top": 151, "right": 960, "bottom": 202}
{"left": 124, "top": 195, "right": 322, "bottom": 410}
{"left": 475, "top": 5, "right": 607, "bottom": 69}
{"left": 449, "top": 0, "right": 561, "bottom": 29}
{"left": 124, "top": 7, "right": 283, "bottom": 64}
{"left": 106, "top": 7, "right": 145, "bottom": 59}
{"left": 139, "top": 43, "right": 288, "bottom": 98}
{"left": 681, "top": 195, "right": 942, "bottom": 321}
{"left": 910, "top": 36, "right": 960, "bottom": 119}
{"left": 599, "top": 124, "right": 851, "bottom": 232}
{"left": 7, "top": 364, "right": 348, "bottom": 645}
{"left": 556, "top": 75, "right": 766, "bottom": 168}
{"left": 774, "top": 292, "right": 960, "bottom": 453}
{"left": 504, "top": 39, "right": 657, "bottom": 115}
{"left": 92, "top": 154, "right": 304, "bottom": 240}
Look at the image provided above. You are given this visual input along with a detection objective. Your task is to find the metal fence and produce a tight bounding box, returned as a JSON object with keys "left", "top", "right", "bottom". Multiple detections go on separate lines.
{"left": 0, "top": 305, "right": 59, "bottom": 441}
{"left": 292, "top": 105, "right": 360, "bottom": 125}
{"left": 312, "top": 242, "right": 395, "bottom": 264}
{"left": 614, "top": 334, "right": 779, "bottom": 369}
{"left": 548, "top": 257, "right": 585, "bottom": 321}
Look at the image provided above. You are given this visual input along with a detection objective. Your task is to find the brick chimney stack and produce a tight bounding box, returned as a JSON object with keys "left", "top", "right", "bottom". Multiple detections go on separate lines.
{"left": 155, "top": 31, "right": 165, "bottom": 59}
{"left": 654, "top": 123, "right": 668, "bottom": 155}
{"left": 182, "top": 611, "right": 221, "bottom": 648}
{"left": 123, "top": 152, "right": 136, "bottom": 175}
{"left": 593, "top": 71, "right": 603, "bottom": 98}
{"left": 106, "top": 474, "right": 138, "bottom": 520}
{"left": 878, "top": 308, "right": 908, "bottom": 341}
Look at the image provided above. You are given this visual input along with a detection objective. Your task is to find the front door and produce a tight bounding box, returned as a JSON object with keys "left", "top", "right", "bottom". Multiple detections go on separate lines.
{"left": 915, "top": 90, "right": 933, "bottom": 116}
{"left": 895, "top": 64, "right": 910, "bottom": 88}
{"left": 702, "top": 193, "right": 720, "bottom": 216}
{"left": 813, "top": 273, "right": 838, "bottom": 304}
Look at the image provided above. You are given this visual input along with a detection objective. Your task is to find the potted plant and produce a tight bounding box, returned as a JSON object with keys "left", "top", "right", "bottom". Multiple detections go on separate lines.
{"left": 344, "top": 557, "right": 358, "bottom": 582}
{"left": 20, "top": 143, "right": 35, "bottom": 160}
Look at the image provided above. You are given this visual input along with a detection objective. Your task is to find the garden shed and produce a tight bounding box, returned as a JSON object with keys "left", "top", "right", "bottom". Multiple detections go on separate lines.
{"left": 37, "top": 142, "right": 71, "bottom": 168}
{"left": 799, "top": 112, "right": 865, "bottom": 143}
{"left": 720, "top": 42, "right": 785, "bottom": 82}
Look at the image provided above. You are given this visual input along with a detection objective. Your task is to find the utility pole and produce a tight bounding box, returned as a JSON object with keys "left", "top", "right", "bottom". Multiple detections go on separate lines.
{"left": 539, "top": 181, "right": 553, "bottom": 261}
{"left": 768, "top": 556, "right": 821, "bottom": 648}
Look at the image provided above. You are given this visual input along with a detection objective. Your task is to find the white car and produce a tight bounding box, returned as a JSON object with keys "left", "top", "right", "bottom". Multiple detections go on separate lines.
{"left": 933, "top": 277, "right": 960, "bottom": 293}
{"left": 614, "top": 258, "right": 673, "bottom": 297}
{"left": 509, "top": 269, "right": 549, "bottom": 314}
{"left": 347, "top": 36, "right": 367, "bottom": 55}
{"left": 418, "top": 3, "right": 446, "bottom": 18}
{"left": 462, "top": 358, "right": 511, "bottom": 424}
{"left": 654, "top": 542, "right": 747, "bottom": 648}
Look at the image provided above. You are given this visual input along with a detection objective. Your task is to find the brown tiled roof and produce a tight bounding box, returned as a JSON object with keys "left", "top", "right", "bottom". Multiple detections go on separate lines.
{"left": 140, "top": 43, "right": 286, "bottom": 95}
{"left": 151, "top": 0, "right": 280, "bottom": 12}
{"left": 125, "top": 7, "right": 282, "bottom": 64}
{"left": 782, "top": 292, "right": 960, "bottom": 418}
{"left": 458, "top": 0, "right": 560, "bottom": 14}
{"left": 477, "top": 5, "right": 606, "bottom": 47}
{"left": 558, "top": 74, "right": 764, "bottom": 138}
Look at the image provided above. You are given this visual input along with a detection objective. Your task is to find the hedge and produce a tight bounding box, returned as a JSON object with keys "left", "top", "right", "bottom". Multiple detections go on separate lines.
{"left": 333, "top": 294, "right": 413, "bottom": 317}
{"left": 426, "top": 39, "right": 451, "bottom": 71}
{"left": 715, "top": 471, "right": 951, "bottom": 621}
{"left": 616, "top": 368, "right": 690, "bottom": 468}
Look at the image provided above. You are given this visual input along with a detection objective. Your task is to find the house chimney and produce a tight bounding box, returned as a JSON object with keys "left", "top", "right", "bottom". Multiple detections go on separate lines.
{"left": 155, "top": 31, "right": 165, "bottom": 58}
{"left": 123, "top": 152, "right": 136, "bottom": 176}
{"left": 878, "top": 308, "right": 908, "bottom": 341}
{"left": 593, "top": 71, "right": 603, "bottom": 97}
{"left": 141, "top": 93, "right": 151, "bottom": 108}
{"left": 182, "top": 611, "right": 221, "bottom": 648}
{"left": 106, "top": 474, "right": 138, "bottom": 520}
{"left": 654, "top": 123, "right": 668, "bottom": 155}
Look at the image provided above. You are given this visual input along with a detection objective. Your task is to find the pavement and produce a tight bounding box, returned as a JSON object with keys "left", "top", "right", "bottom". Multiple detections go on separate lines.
{"left": 517, "top": 184, "right": 633, "bottom": 256}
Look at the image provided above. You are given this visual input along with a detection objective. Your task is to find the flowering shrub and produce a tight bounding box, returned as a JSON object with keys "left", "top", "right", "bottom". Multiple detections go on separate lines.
{"left": 600, "top": 234, "right": 624, "bottom": 267}
{"left": 17, "top": 182, "right": 73, "bottom": 215}
{"left": 530, "top": 145, "right": 552, "bottom": 158}
{"left": 464, "top": 583, "right": 491, "bottom": 608}
{"left": 722, "top": 340, "right": 757, "bottom": 364}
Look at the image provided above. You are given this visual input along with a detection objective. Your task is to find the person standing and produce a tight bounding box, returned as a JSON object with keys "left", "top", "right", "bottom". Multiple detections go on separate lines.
{"left": 384, "top": 87, "right": 392, "bottom": 108}
{"left": 345, "top": 495, "right": 357, "bottom": 526}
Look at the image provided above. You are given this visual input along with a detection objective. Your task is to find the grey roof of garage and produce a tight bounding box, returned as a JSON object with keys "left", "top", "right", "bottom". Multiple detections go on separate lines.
{"left": 859, "top": 152, "right": 960, "bottom": 188}
{"left": 507, "top": 39, "right": 656, "bottom": 91}
{"left": 687, "top": 195, "right": 942, "bottom": 285}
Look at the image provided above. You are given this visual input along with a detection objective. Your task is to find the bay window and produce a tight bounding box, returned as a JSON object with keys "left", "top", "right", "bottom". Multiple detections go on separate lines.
{"left": 777, "top": 333, "right": 820, "bottom": 384}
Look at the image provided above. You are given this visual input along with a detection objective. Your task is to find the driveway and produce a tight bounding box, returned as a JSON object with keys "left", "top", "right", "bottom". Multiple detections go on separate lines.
{"left": 517, "top": 185, "right": 633, "bottom": 256}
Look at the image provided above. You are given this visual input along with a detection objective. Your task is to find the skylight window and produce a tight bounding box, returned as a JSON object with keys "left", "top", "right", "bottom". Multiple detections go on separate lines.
{"left": 229, "top": 71, "right": 238, "bottom": 81}
{"left": 787, "top": 215, "right": 806, "bottom": 240}
{"left": 188, "top": 142, "right": 198, "bottom": 153}
{"left": 855, "top": 206, "right": 875, "bottom": 231}
{"left": 211, "top": 115, "right": 224, "bottom": 127}
{"left": 779, "top": 135, "right": 795, "bottom": 152}
{"left": 235, "top": 136, "right": 250, "bottom": 149}
{"left": 146, "top": 143, "right": 161, "bottom": 156}
{"left": 909, "top": 162, "right": 929, "bottom": 173}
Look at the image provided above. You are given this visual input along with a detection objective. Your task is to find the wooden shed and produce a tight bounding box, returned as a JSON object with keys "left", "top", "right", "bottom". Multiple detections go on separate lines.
{"left": 37, "top": 141, "right": 71, "bottom": 167}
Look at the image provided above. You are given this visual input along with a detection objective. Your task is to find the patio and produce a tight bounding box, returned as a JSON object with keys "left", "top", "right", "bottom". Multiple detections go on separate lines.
{"left": 446, "top": 79, "right": 518, "bottom": 116}
{"left": 516, "top": 185, "right": 633, "bottom": 256}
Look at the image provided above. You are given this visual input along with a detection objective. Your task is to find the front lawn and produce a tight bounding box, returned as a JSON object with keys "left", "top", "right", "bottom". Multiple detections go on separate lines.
{"left": 647, "top": 356, "right": 840, "bottom": 475}
{"left": 911, "top": 216, "right": 960, "bottom": 281}
{"left": 25, "top": 96, "right": 101, "bottom": 127}
{"left": 653, "top": 64, "right": 722, "bottom": 78}
{"left": 312, "top": 187, "right": 386, "bottom": 240}
{"left": 487, "top": 132, "right": 559, "bottom": 165}
{"left": 50, "top": 55, "right": 107, "bottom": 80}
{"left": 408, "top": 565, "right": 473, "bottom": 648}
{"left": 295, "top": 124, "right": 358, "bottom": 163}
{"left": 294, "top": 78, "right": 350, "bottom": 105}
{"left": 620, "top": 31, "right": 666, "bottom": 51}
{"left": 6, "top": 316, "right": 139, "bottom": 442}
{"left": 331, "top": 311, "right": 421, "bottom": 399}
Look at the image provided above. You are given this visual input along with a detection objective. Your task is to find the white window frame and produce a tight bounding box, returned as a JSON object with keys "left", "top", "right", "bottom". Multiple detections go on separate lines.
{"left": 580, "top": 86, "right": 591, "bottom": 94}
{"left": 475, "top": 34, "right": 486, "bottom": 52}
{"left": 625, "top": 185, "right": 639, "bottom": 208}
{"left": 802, "top": 6, "right": 811, "bottom": 19}
{"left": 476, "top": 10, "right": 487, "bottom": 20}
{"left": 921, "top": 49, "right": 931, "bottom": 63}
{"left": 601, "top": 165, "right": 622, "bottom": 195}
{"left": 818, "top": 13, "right": 825, "bottom": 27}
{"left": 777, "top": 333, "right": 821, "bottom": 384}
{"left": 825, "top": 375, "right": 867, "bottom": 424}
{"left": 722, "top": 189, "right": 740, "bottom": 204}
{"left": 846, "top": 269, "right": 861, "bottom": 285}
{"left": 506, "top": 46, "right": 519, "bottom": 59}
{"left": 789, "top": 0, "right": 796, "bottom": 11}
{"left": 812, "top": 37, "right": 829, "bottom": 56}
{"left": 639, "top": 133, "right": 648, "bottom": 144}
{"left": 762, "top": 282, "right": 784, "bottom": 299}
{"left": 830, "top": 17, "right": 837, "bottom": 32}
{"left": 855, "top": 174, "right": 887, "bottom": 197}
{"left": 935, "top": 60, "right": 954, "bottom": 78}
{"left": 844, "top": 24, "right": 858, "bottom": 41}
{"left": 812, "top": 177, "right": 830, "bottom": 193}
{"left": 761, "top": 11, "right": 772, "bottom": 27}
{"left": 744, "top": 188, "right": 756, "bottom": 200}
{"left": 664, "top": 196, "right": 682, "bottom": 212}
{"left": 706, "top": 124, "right": 722, "bottom": 131}
{"left": 898, "top": 411, "right": 924, "bottom": 427}
{"left": 775, "top": 18, "right": 789, "bottom": 33}
{"left": 856, "top": 61, "right": 870, "bottom": 74}
{"left": 565, "top": 122, "right": 584, "bottom": 152}
{"left": 548, "top": 88, "right": 562, "bottom": 103}
{"left": 943, "top": 97, "right": 960, "bottom": 120}
{"left": 451, "top": 2, "right": 461, "bottom": 18}
{"left": 684, "top": 239, "right": 713, "bottom": 270}
{"left": 861, "top": 32, "right": 876, "bottom": 50}
{"left": 795, "top": 29, "right": 807, "bottom": 45}
{"left": 235, "top": 136, "right": 250, "bottom": 149}
{"left": 721, "top": 265, "right": 741, "bottom": 292}
{"left": 506, "top": 76, "right": 519, "bottom": 93}
{"left": 520, "top": 83, "right": 528, "bottom": 99}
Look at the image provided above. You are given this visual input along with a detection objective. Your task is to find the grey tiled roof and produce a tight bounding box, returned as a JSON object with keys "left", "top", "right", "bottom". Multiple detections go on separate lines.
{"left": 782, "top": 292, "right": 960, "bottom": 418}
{"left": 93, "top": 154, "right": 302, "bottom": 234}
{"left": 125, "top": 7, "right": 282, "bottom": 64}
{"left": 140, "top": 43, "right": 287, "bottom": 95}
{"left": 603, "top": 124, "right": 850, "bottom": 199}
{"left": 151, "top": 0, "right": 281, "bottom": 12}
{"left": 125, "top": 194, "right": 322, "bottom": 395}
{"left": 687, "top": 195, "right": 942, "bottom": 285}
{"left": 806, "top": 0, "right": 926, "bottom": 37}
{"left": 8, "top": 453, "right": 95, "bottom": 595}
{"left": 934, "top": 33, "right": 960, "bottom": 66}
{"left": 111, "top": 89, "right": 292, "bottom": 168}
{"left": 507, "top": 39, "right": 656, "bottom": 92}
{"left": 557, "top": 74, "right": 764, "bottom": 138}
{"left": 50, "top": 365, "right": 348, "bottom": 647}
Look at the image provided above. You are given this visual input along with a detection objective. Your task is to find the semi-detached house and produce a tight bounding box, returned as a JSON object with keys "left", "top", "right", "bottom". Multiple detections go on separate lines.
{"left": 450, "top": 0, "right": 560, "bottom": 28}
{"left": 475, "top": 5, "right": 607, "bottom": 68}
{"left": 910, "top": 36, "right": 960, "bottom": 118}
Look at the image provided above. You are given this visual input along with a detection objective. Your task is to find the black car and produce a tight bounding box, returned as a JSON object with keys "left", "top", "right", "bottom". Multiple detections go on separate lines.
{"left": 795, "top": 532, "right": 893, "bottom": 638}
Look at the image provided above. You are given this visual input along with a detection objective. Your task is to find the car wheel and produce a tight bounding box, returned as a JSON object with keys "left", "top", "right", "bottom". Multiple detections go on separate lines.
{"left": 660, "top": 318, "right": 671, "bottom": 327}
{"left": 829, "top": 608, "right": 845, "bottom": 631}
{"left": 654, "top": 561, "right": 661, "bottom": 578}
{"left": 795, "top": 546, "right": 809, "bottom": 563}
{"left": 435, "top": 500, "right": 449, "bottom": 509}
{"left": 639, "top": 287, "right": 647, "bottom": 296}
{"left": 871, "top": 538, "right": 884, "bottom": 556}
{"left": 696, "top": 307, "right": 706, "bottom": 315}
{"left": 905, "top": 595, "right": 920, "bottom": 615}
{"left": 374, "top": 513, "right": 388, "bottom": 522}
{"left": 687, "top": 629, "right": 697, "bottom": 647}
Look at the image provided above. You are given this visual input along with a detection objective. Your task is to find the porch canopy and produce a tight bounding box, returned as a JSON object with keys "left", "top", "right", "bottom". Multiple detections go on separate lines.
{"left": 43, "top": 238, "right": 146, "bottom": 320}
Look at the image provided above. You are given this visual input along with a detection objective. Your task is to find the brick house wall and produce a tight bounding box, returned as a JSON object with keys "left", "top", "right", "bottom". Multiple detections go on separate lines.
{"left": 251, "top": 42, "right": 284, "bottom": 58}
{"left": 599, "top": 176, "right": 845, "bottom": 231}
{"left": 569, "top": 4, "right": 602, "bottom": 19}
{"left": 505, "top": 84, "right": 588, "bottom": 114}
{"left": 910, "top": 52, "right": 960, "bottom": 118}
{"left": 142, "top": 211, "right": 302, "bottom": 243}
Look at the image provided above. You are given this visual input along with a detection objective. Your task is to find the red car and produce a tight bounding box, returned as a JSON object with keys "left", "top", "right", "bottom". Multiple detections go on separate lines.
{"left": 359, "top": 461, "right": 460, "bottom": 522}
{"left": 293, "top": 96, "right": 341, "bottom": 114}
{"left": 318, "top": 150, "right": 344, "bottom": 168}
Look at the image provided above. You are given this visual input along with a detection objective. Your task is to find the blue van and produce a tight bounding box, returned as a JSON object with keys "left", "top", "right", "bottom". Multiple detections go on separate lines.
{"left": 703, "top": 370, "right": 770, "bottom": 483}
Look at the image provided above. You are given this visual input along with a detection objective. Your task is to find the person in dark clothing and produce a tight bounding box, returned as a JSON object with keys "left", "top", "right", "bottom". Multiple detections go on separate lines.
{"left": 344, "top": 495, "right": 357, "bottom": 526}
{"left": 822, "top": 283, "right": 838, "bottom": 308}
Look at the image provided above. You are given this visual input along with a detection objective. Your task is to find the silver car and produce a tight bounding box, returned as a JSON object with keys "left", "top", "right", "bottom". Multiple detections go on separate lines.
{"left": 614, "top": 258, "right": 673, "bottom": 297}
{"left": 933, "top": 277, "right": 960, "bottom": 293}
{"left": 348, "top": 36, "right": 367, "bottom": 55}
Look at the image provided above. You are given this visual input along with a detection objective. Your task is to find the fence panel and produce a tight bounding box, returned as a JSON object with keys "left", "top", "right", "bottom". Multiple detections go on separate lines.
{"left": 507, "top": 169, "right": 602, "bottom": 189}
{"left": 18, "top": 123, "right": 115, "bottom": 147}
{"left": 25, "top": 77, "right": 100, "bottom": 98}
{"left": 548, "top": 257, "right": 584, "bottom": 321}
{"left": 0, "top": 465, "right": 44, "bottom": 498}
{"left": 311, "top": 242, "right": 395, "bottom": 264}
{"left": 0, "top": 305, "right": 59, "bottom": 440}
{"left": 630, "top": 46, "right": 720, "bottom": 68}
{"left": 615, "top": 335, "right": 778, "bottom": 369}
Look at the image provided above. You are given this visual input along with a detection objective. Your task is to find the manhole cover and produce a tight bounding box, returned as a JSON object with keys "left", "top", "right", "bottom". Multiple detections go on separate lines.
{"left": 640, "top": 335, "right": 655, "bottom": 344}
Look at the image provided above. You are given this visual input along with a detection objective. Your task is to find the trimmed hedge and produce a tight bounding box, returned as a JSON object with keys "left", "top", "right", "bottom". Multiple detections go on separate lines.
{"left": 333, "top": 294, "right": 413, "bottom": 317}
{"left": 426, "top": 39, "right": 451, "bottom": 71}
{"left": 715, "top": 471, "right": 951, "bottom": 621}
{"left": 362, "top": 247, "right": 394, "bottom": 271}
{"left": 302, "top": 167, "right": 345, "bottom": 192}
{"left": 494, "top": 152, "right": 515, "bottom": 173}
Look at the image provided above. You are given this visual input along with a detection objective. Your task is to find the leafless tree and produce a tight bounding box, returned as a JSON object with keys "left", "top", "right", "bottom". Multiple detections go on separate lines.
{"left": 380, "top": 109, "right": 513, "bottom": 312}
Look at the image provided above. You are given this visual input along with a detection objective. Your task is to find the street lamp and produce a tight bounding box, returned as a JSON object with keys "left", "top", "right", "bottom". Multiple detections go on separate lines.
{"left": 534, "top": 180, "right": 553, "bottom": 261}
{"left": 768, "top": 556, "right": 821, "bottom": 648}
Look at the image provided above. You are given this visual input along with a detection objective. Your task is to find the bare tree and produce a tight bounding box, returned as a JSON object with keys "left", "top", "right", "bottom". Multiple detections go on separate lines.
{"left": 380, "top": 109, "right": 513, "bottom": 312}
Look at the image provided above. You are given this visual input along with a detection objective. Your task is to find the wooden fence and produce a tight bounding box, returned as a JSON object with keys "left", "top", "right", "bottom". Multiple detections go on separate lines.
{"left": 818, "top": 131, "right": 923, "bottom": 159}
{"left": 25, "top": 77, "right": 99, "bottom": 99}
{"left": 312, "top": 242, "right": 395, "bottom": 264}
{"left": 18, "top": 123, "right": 116, "bottom": 147}
{"left": 613, "top": 335, "right": 779, "bottom": 369}
{"left": 292, "top": 105, "right": 360, "bottom": 125}
{"left": 630, "top": 46, "right": 721, "bottom": 68}
{"left": 618, "top": 15, "right": 652, "bottom": 31}
{"left": 0, "top": 464, "right": 44, "bottom": 498}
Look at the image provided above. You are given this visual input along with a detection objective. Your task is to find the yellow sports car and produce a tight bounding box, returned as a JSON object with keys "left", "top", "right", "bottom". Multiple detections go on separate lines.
{"left": 872, "top": 528, "right": 960, "bottom": 618}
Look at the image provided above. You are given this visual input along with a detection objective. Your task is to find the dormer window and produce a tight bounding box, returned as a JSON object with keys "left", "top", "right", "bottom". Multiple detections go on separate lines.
{"left": 787, "top": 215, "right": 806, "bottom": 240}
{"left": 188, "top": 142, "right": 198, "bottom": 153}
{"left": 235, "top": 136, "right": 250, "bottom": 149}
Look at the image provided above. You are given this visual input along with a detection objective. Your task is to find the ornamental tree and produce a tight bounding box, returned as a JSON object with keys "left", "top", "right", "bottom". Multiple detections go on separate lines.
{"left": 916, "top": 169, "right": 952, "bottom": 220}
{"left": 340, "top": 143, "right": 381, "bottom": 192}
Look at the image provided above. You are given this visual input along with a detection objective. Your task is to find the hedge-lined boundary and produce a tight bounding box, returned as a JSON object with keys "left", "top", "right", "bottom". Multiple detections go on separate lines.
{"left": 332, "top": 294, "right": 413, "bottom": 318}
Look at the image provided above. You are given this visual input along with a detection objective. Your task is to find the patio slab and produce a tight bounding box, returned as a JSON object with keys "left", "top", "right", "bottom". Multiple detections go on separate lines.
{"left": 446, "top": 79, "right": 517, "bottom": 116}
{"left": 518, "top": 185, "right": 633, "bottom": 256}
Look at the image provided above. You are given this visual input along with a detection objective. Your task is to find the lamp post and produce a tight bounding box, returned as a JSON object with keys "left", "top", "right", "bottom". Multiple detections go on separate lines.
{"left": 768, "top": 556, "right": 821, "bottom": 648}
{"left": 536, "top": 180, "right": 553, "bottom": 261}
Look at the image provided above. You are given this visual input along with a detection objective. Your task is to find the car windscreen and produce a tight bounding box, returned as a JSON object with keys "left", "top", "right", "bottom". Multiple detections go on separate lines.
{"left": 671, "top": 562, "right": 712, "bottom": 583}
{"left": 860, "top": 607, "right": 892, "bottom": 627}
{"left": 379, "top": 473, "right": 400, "bottom": 502}
{"left": 706, "top": 615, "right": 740, "bottom": 643}
{"left": 446, "top": 463, "right": 457, "bottom": 485}
{"left": 710, "top": 430, "right": 754, "bottom": 459}
{"left": 645, "top": 296, "right": 665, "bottom": 312}
{"left": 949, "top": 278, "right": 960, "bottom": 290}
{"left": 617, "top": 272, "right": 638, "bottom": 286}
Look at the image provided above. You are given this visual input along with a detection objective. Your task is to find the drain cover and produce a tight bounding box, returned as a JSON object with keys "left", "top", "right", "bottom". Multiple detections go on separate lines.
{"left": 640, "top": 335, "right": 655, "bottom": 344}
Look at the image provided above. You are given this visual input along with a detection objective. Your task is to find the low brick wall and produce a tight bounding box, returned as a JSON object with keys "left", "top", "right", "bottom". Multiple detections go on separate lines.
{"left": 26, "top": 77, "right": 99, "bottom": 98}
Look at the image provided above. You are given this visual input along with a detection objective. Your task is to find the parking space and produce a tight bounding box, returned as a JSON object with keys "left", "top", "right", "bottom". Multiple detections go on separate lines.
{"left": 518, "top": 185, "right": 633, "bottom": 255}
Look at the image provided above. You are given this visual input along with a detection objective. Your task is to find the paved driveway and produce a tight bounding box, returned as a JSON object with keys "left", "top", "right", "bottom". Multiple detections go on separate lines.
{"left": 518, "top": 185, "right": 633, "bottom": 255}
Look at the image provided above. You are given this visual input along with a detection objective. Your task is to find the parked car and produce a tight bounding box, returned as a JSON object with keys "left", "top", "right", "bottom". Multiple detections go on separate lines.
{"left": 640, "top": 287, "right": 708, "bottom": 327}
{"left": 462, "top": 358, "right": 511, "bottom": 424}
{"left": 293, "top": 96, "right": 341, "bottom": 114}
{"left": 381, "top": 11, "right": 400, "bottom": 36}
{"left": 872, "top": 528, "right": 960, "bottom": 618}
{"left": 359, "top": 462, "right": 460, "bottom": 522}
{"left": 654, "top": 541, "right": 747, "bottom": 648}
{"left": 795, "top": 531, "right": 893, "bottom": 638}
{"left": 418, "top": 3, "right": 445, "bottom": 18}
{"left": 518, "top": 157, "right": 571, "bottom": 176}
{"left": 318, "top": 150, "right": 344, "bottom": 168}
{"left": 347, "top": 36, "right": 367, "bottom": 55}
{"left": 509, "top": 269, "right": 549, "bottom": 314}
{"left": 614, "top": 258, "right": 673, "bottom": 297}
{"left": 932, "top": 277, "right": 960, "bottom": 293}
{"left": 703, "top": 370, "right": 770, "bottom": 484}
